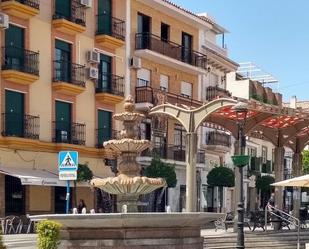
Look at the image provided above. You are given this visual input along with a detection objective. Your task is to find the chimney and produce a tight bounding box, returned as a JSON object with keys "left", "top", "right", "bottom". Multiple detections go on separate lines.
{"left": 290, "top": 95, "right": 297, "bottom": 109}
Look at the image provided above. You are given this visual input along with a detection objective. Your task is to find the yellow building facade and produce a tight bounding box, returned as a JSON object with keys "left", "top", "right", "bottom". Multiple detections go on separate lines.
{"left": 0, "top": 0, "right": 126, "bottom": 216}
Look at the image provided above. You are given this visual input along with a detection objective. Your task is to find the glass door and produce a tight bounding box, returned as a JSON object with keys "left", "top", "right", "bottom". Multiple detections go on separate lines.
{"left": 98, "top": 54, "right": 112, "bottom": 92}
{"left": 5, "top": 90, "right": 24, "bottom": 137}
{"left": 137, "top": 13, "right": 151, "bottom": 49}
{"left": 55, "top": 40, "right": 71, "bottom": 83}
{"left": 182, "top": 32, "right": 192, "bottom": 64}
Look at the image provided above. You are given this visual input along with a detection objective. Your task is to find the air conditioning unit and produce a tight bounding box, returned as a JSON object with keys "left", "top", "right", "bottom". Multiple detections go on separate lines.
{"left": 87, "top": 50, "right": 100, "bottom": 64}
{"left": 129, "top": 57, "right": 141, "bottom": 69}
{"left": 0, "top": 13, "right": 9, "bottom": 29}
{"left": 88, "top": 67, "right": 99, "bottom": 79}
{"left": 80, "top": 0, "right": 92, "bottom": 8}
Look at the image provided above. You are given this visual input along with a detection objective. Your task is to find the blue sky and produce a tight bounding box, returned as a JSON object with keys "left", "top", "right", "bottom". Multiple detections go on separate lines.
{"left": 173, "top": 0, "right": 309, "bottom": 101}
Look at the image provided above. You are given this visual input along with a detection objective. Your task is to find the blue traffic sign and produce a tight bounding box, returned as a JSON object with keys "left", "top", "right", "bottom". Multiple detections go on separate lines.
{"left": 58, "top": 151, "right": 78, "bottom": 171}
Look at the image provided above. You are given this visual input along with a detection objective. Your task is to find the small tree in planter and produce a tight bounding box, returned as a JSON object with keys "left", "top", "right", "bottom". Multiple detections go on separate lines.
{"left": 73, "top": 163, "right": 94, "bottom": 208}
{"left": 144, "top": 156, "right": 177, "bottom": 211}
{"left": 256, "top": 175, "right": 275, "bottom": 208}
{"left": 207, "top": 166, "right": 235, "bottom": 212}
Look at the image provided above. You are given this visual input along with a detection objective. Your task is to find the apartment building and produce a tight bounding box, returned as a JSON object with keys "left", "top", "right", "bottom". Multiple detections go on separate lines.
{"left": 0, "top": 0, "right": 127, "bottom": 216}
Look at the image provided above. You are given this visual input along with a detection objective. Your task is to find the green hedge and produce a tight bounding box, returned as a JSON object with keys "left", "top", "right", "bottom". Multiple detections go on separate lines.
{"left": 37, "top": 220, "right": 62, "bottom": 249}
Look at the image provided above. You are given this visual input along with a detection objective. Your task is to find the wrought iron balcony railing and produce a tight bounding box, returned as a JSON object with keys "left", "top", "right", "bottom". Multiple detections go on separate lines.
{"left": 2, "top": 0, "right": 40, "bottom": 9}
{"left": 52, "top": 121, "right": 86, "bottom": 145}
{"left": 96, "top": 74, "right": 124, "bottom": 97}
{"left": 2, "top": 113, "right": 39, "bottom": 140}
{"left": 1, "top": 46, "right": 39, "bottom": 76}
{"left": 205, "top": 86, "right": 231, "bottom": 101}
{"left": 53, "top": 60, "right": 85, "bottom": 87}
{"left": 96, "top": 14, "right": 125, "bottom": 41}
{"left": 135, "top": 86, "right": 201, "bottom": 108}
{"left": 205, "top": 131, "right": 231, "bottom": 147}
{"left": 53, "top": 0, "right": 86, "bottom": 26}
{"left": 135, "top": 33, "right": 207, "bottom": 69}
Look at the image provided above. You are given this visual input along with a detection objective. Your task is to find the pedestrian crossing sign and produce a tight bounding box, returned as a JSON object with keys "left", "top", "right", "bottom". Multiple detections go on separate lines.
{"left": 58, "top": 151, "right": 78, "bottom": 171}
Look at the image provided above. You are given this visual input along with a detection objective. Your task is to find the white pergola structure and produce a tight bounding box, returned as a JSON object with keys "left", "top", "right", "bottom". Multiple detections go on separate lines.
{"left": 150, "top": 97, "right": 309, "bottom": 214}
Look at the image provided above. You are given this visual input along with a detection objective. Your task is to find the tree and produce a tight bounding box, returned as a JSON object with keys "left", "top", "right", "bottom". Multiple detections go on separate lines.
{"left": 207, "top": 166, "right": 235, "bottom": 212}
{"left": 302, "top": 150, "right": 309, "bottom": 174}
{"left": 144, "top": 156, "right": 177, "bottom": 211}
{"left": 73, "top": 163, "right": 93, "bottom": 207}
{"left": 256, "top": 175, "right": 275, "bottom": 207}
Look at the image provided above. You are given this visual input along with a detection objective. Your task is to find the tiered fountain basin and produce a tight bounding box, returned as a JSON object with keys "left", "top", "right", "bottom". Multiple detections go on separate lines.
{"left": 30, "top": 212, "right": 223, "bottom": 249}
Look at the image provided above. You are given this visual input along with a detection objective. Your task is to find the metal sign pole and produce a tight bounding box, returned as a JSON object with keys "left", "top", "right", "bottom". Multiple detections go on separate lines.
{"left": 66, "top": 180, "right": 70, "bottom": 214}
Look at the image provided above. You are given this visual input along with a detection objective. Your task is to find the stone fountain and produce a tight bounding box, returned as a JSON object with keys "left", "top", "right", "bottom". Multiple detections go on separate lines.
{"left": 30, "top": 96, "right": 223, "bottom": 249}
{"left": 90, "top": 95, "right": 166, "bottom": 212}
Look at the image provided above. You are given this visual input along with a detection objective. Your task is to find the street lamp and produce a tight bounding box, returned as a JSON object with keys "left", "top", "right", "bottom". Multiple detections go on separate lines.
{"left": 232, "top": 102, "right": 249, "bottom": 249}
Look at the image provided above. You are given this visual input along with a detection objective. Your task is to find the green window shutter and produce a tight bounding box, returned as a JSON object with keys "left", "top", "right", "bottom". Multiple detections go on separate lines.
{"left": 5, "top": 90, "right": 24, "bottom": 137}
{"left": 55, "top": 101, "right": 72, "bottom": 142}
{"left": 98, "top": 0, "right": 112, "bottom": 34}
{"left": 55, "top": 0, "right": 71, "bottom": 19}
{"left": 98, "top": 110, "right": 112, "bottom": 145}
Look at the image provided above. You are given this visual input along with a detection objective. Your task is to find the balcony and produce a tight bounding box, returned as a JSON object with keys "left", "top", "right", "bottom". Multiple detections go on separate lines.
{"left": 1, "top": 0, "right": 39, "bottom": 19}
{"left": 204, "top": 131, "right": 231, "bottom": 153}
{"left": 52, "top": 121, "right": 85, "bottom": 145}
{"left": 2, "top": 113, "right": 39, "bottom": 140}
{"left": 205, "top": 86, "right": 231, "bottom": 102}
{"left": 52, "top": 60, "right": 86, "bottom": 96}
{"left": 135, "top": 33, "right": 207, "bottom": 75}
{"left": 135, "top": 86, "right": 201, "bottom": 111}
{"left": 95, "top": 14, "right": 125, "bottom": 49}
{"left": 1, "top": 46, "right": 39, "bottom": 85}
{"left": 52, "top": 0, "right": 86, "bottom": 35}
{"left": 95, "top": 74, "right": 125, "bottom": 105}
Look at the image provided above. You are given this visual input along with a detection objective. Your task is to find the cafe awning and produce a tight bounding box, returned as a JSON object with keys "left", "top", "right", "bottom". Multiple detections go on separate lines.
{"left": 271, "top": 174, "right": 309, "bottom": 187}
{"left": 0, "top": 167, "right": 90, "bottom": 187}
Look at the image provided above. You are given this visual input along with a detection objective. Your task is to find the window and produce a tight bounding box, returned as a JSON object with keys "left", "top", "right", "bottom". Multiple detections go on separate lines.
{"left": 160, "top": 74, "right": 169, "bottom": 91}
{"left": 137, "top": 13, "right": 151, "bottom": 33}
{"left": 55, "top": 40, "right": 72, "bottom": 82}
{"left": 161, "top": 23, "right": 170, "bottom": 41}
{"left": 98, "top": 0, "right": 112, "bottom": 34}
{"left": 137, "top": 68, "right": 151, "bottom": 86}
{"left": 262, "top": 146, "right": 267, "bottom": 164}
{"left": 98, "top": 54, "right": 112, "bottom": 91}
{"left": 181, "top": 32, "right": 192, "bottom": 63}
{"left": 181, "top": 81, "right": 192, "bottom": 98}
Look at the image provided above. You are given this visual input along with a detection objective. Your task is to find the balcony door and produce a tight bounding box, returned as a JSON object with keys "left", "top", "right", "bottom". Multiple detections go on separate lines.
{"left": 98, "top": 54, "right": 112, "bottom": 91}
{"left": 98, "top": 110, "right": 112, "bottom": 147}
{"left": 5, "top": 24, "right": 24, "bottom": 71}
{"left": 182, "top": 32, "right": 192, "bottom": 64}
{"left": 55, "top": 0, "right": 71, "bottom": 19}
{"left": 55, "top": 101, "right": 72, "bottom": 143}
{"left": 55, "top": 40, "right": 71, "bottom": 82}
{"left": 5, "top": 90, "right": 24, "bottom": 137}
{"left": 98, "top": 0, "right": 112, "bottom": 34}
{"left": 137, "top": 13, "right": 151, "bottom": 49}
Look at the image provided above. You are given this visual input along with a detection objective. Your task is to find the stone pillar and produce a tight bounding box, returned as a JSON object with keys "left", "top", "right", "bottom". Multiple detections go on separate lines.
{"left": 292, "top": 152, "right": 302, "bottom": 218}
{"left": 274, "top": 147, "right": 285, "bottom": 209}
{"left": 185, "top": 132, "right": 198, "bottom": 212}
{"left": 0, "top": 174, "right": 5, "bottom": 217}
